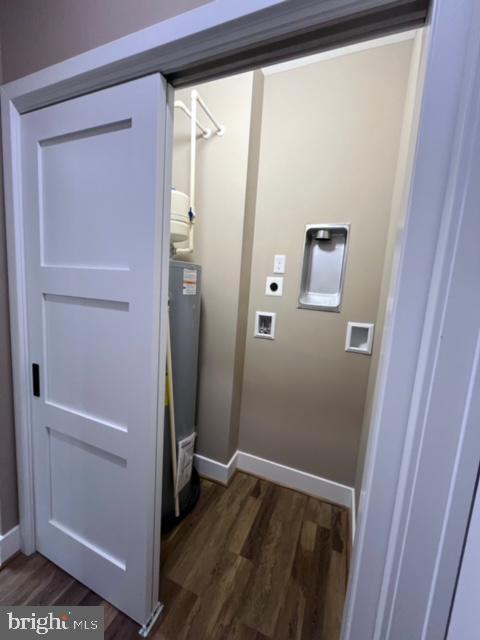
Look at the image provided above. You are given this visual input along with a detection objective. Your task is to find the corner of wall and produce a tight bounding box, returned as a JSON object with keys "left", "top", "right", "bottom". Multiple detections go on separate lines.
{"left": 228, "top": 70, "right": 265, "bottom": 458}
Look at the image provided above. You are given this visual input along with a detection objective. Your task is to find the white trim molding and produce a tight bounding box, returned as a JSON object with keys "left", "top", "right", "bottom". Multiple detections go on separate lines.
{"left": 236, "top": 451, "right": 354, "bottom": 510}
{"left": 2, "top": 0, "right": 428, "bottom": 114}
{"left": 0, "top": 525, "right": 20, "bottom": 566}
{"left": 194, "top": 451, "right": 238, "bottom": 485}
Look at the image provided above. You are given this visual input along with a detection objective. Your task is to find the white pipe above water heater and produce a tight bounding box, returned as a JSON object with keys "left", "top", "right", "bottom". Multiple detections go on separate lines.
{"left": 173, "top": 90, "right": 225, "bottom": 254}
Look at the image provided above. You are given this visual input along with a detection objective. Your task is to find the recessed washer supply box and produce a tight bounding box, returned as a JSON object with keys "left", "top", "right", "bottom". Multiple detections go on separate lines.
{"left": 298, "top": 223, "right": 350, "bottom": 312}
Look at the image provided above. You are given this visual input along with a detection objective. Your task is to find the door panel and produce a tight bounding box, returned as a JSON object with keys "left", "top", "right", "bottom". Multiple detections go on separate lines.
{"left": 44, "top": 293, "right": 130, "bottom": 428}
{"left": 40, "top": 120, "right": 134, "bottom": 269}
{"left": 21, "top": 74, "right": 168, "bottom": 625}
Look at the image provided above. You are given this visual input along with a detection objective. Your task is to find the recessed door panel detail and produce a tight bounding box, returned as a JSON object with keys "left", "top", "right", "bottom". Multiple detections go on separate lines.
{"left": 39, "top": 120, "right": 134, "bottom": 269}
{"left": 48, "top": 428, "right": 127, "bottom": 569}
{"left": 43, "top": 294, "right": 130, "bottom": 431}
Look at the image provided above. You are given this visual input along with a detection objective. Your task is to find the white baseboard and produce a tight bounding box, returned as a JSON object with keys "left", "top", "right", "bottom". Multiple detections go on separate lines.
{"left": 194, "top": 451, "right": 238, "bottom": 485}
{"left": 195, "top": 449, "right": 355, "bottom": 546}
{"left": 0, "top": 525, "right": 20, "bottom": 566}
{"left": 196, "top": 449, "right": 354, "bottom": 508}
{"left": 236, "top": 451, "right": 354, "bottom": 510}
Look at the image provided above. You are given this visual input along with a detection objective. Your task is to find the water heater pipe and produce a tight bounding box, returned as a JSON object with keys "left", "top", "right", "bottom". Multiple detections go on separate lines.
{"left": 189, "top": 91, "right": 197, "bottom": 216}
{"left": 193, "top": 90, "right": 226, "bottom": 137}
{"left": 173, "top": 99, "right": 211, "bottom": 139}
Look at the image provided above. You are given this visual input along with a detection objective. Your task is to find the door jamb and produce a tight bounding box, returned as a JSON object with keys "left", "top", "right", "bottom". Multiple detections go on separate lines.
{"left": 343, "top": 0, "right": 480, "bottom": 637}
{"left": 1, "top": 102, "right": 36, "bottom": 552}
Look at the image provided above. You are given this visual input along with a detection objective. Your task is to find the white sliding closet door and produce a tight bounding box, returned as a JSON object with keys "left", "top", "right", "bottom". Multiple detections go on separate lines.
{"left": 21, "top": 74, "right": 169, "bottom": 625}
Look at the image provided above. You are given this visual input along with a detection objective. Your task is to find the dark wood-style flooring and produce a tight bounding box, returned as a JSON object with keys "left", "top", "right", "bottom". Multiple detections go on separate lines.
{"left": 0, "top": 472, "right": 349, "bottom": 639}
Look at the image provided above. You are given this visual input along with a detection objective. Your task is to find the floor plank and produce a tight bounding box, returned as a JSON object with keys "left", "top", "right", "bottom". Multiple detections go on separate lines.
{"left": 321, "top": 549, "right": 347, "bottom": 640}
{"left": 238, "top": 485, "right": 307, "bottom": 636}
{"left": 22, "top": 562, "right": 75, "bottom": 606}
{"left": 0, "top": 472, "right": 349, "bottom": 639}
{"left": 166, "top": 472, "right": 257, "bottom": 596}
{"left": 300, "top": 526, "right": 332, "bottom": 640}
{"left": 305, "top": 497, "right": 332, "bottom": 529}
{"left": 152, "top": 578, "right": 198, "bottom": 640}
{"left": 51, "top": 579, "right": 90, "bottom": 606}
{"left": 274, "top": 579, "right": 306, "bottom": 640}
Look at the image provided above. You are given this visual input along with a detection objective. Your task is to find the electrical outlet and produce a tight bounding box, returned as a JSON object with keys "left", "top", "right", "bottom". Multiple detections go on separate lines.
{"left": 266, "top": 276, "right": 283, "bottom": 296}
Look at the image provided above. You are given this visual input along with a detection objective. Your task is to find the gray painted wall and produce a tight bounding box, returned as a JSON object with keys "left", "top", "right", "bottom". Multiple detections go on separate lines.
{"left": 0, "top": 0, "right": 210, "bottom": 534}
{"left": 239, "top": 42, "right": 413, "bottom": 487}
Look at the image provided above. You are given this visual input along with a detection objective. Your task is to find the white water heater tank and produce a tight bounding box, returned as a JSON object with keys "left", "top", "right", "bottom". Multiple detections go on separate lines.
{"left": 171, "top": 190, "right": 191, "bottom": 244}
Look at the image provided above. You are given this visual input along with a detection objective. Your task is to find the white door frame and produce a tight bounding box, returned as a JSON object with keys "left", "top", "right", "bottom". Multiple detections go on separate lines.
{"left": 1, "top": 0, "right": 478, "bottom": 637}
{"left": 344, "top": 0, "right": 480, "bottom": 637}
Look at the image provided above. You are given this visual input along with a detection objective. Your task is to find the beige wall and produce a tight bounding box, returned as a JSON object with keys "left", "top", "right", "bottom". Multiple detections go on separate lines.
{"left": 354, "top": 33, "right": 425, "bottom": 504}
{"left": 173, "top": 72, "right": 256, "bottom": 463}
{"left": 239, "top": 42, "right": 413, "bottom": 487}
{"left": 0, "top": 0, "right": 210, "bottom": 533}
